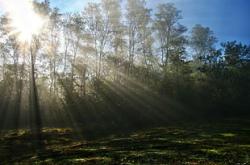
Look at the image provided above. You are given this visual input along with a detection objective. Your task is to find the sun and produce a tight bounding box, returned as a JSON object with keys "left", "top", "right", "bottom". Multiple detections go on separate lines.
{"left": 1, "top": 0, "right": 45, "bottom": 42}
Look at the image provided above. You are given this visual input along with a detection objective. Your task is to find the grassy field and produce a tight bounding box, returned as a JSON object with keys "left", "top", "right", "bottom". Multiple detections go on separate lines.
{"left": 0, "top": 119, "right": 250, "bottom": 164}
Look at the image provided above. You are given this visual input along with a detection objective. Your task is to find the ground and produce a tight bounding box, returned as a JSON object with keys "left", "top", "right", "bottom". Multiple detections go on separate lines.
{"left": 0, "top": 119, "right": 250, "bottom": 164}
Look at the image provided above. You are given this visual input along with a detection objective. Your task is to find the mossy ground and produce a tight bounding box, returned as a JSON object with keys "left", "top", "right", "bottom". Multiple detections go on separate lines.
{"left": 0, "top": 119, "right": 249, "bottom": 164}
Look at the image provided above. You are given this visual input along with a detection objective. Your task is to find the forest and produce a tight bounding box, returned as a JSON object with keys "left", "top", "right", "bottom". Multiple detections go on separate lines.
{"left": 0, "top": 0, "right": 250, "bottom": 164}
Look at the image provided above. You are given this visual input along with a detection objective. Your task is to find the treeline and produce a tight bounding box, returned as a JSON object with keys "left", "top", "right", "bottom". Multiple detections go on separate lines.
{"left": 0, "top": 0, "right": 250, "bottom": 133}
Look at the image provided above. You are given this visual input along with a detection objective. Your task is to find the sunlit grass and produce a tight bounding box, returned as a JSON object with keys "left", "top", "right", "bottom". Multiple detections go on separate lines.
{"left": 201, "top": 148, "right": 221, "bottom": 155}
{"left": 220, "top": 133, "right": 236, "bottom": 137}
{"left": 1, "top": 119, "right": 249, "bottom": 164}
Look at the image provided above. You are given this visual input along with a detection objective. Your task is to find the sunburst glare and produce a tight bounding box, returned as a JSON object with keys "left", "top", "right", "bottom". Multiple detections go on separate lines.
{"left": 0, "top": 0, "right": 45, "bottom": 42}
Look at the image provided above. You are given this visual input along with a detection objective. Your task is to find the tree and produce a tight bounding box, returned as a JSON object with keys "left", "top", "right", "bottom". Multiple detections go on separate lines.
{"left": 153, "top": 3, "right": 185, "bottom": 66}
{"left": 0, "top": 15, "right": 10, "bottom": 81}
{"left": 222, "top": 41, "right": 250, "bottom": 66}
{"left": 190, "top": 24, "right": 217, "bottom": 64}
{"left": 69, "top": 13, "right": 84, "bottom": 89}
{"left": 101, "top": 0, "right": 125, "bottom": 81}
{"left": 29, "top": 37, "right": 42, "bottom": 140}
{"left": 46, "top": 8, "right": 62, "bottom": 95}
{"left": 83, "top": 3, "right": 110, "bottom": 79}
{"left": 126, "top": 0, "right": 151, "bottom": 74}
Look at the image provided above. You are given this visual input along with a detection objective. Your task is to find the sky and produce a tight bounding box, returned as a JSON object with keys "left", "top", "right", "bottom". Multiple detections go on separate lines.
{"left": 148, "top": 0, "right": 250, "bottom": 45}
{"left": 0, "top": 0, "right": 250, "bottom": 45}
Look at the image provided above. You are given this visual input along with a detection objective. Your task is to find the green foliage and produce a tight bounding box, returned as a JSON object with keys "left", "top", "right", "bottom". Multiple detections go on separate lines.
{"left": 222, "top": 41, "right": 250, "bottom": 66}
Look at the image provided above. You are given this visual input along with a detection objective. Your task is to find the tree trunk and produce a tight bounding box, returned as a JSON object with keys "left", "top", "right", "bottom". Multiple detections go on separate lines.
{"left": 29, "top": 46, "right": 42, "bottom": 146}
